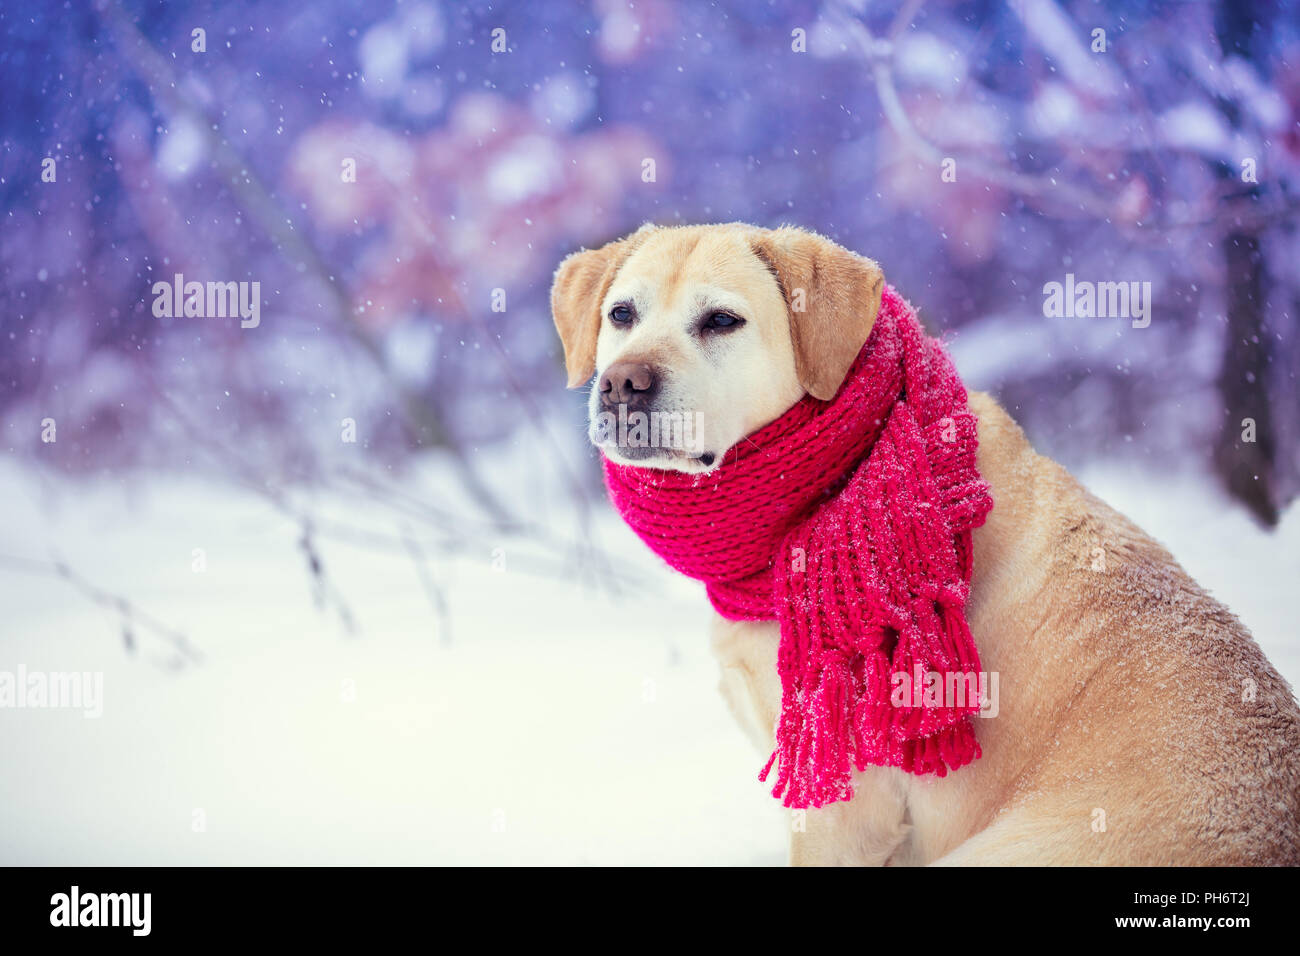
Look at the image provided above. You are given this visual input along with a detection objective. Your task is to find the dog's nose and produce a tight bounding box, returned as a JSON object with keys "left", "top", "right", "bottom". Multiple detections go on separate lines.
{"left": 599, "top": 361, "right": 659, "bottom": 407}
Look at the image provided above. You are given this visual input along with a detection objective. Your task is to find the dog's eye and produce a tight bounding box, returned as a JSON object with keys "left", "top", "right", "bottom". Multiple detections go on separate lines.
{"left": 701, "top": 311, "right": 744, "bottom": 333}
{"left": 609, "top": 305, "right": 634, "bottom": 326}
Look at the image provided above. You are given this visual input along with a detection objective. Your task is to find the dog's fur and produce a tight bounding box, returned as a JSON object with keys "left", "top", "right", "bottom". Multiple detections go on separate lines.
{"left": 552, "top": 222, "right": 1300, "bottom": 865}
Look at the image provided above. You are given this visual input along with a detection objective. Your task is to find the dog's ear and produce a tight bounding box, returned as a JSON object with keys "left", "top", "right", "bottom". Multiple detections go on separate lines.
{"left": 551, "top": 225, "right": 653, "bottom": 388}
{"left": 751, "top": 226, "right": 884, "bottom": 401}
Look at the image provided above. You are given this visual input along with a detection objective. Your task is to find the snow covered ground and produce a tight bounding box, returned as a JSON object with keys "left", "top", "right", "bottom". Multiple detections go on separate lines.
{"left": 0, "top": 455, "right": 1296, "bottom": 865}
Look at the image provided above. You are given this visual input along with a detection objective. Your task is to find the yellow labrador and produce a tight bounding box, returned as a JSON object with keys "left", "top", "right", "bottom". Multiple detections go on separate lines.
{"left": 551, "top": 222, "right": 1300, "bottom": 865}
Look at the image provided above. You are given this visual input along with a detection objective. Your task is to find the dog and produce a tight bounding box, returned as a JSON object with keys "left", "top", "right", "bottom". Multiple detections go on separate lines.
{"left": 551, "top": 222, "right": 1300, "bottom": 865}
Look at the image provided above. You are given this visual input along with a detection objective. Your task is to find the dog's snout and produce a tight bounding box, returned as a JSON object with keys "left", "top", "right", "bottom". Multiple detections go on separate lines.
{"left": 599, "top": 361, "right": 660, "bottom": 407}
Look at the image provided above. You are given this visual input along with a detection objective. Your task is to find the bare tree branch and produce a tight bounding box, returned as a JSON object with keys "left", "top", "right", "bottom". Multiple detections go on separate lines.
{"left": 0, "top": 552, "right": 202, "bottom": 668}
{"left": 96, "top": 3, "right": 519, "bottom": 529}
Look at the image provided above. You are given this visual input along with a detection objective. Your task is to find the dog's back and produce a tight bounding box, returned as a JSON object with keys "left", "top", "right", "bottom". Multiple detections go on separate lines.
{"left": 941, "top": 392, "right": 1300, "bottom": 865}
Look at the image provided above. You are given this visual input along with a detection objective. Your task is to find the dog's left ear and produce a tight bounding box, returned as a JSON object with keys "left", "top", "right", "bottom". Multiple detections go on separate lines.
{"left": 751, "top": 226, "right": 884, "bottom": 401}
{"left": 551, "top": 225, "right": 653, "bottom": 388}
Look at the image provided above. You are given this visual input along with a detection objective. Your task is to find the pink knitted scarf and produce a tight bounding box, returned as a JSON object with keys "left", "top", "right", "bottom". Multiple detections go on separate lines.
{"left": 603, "top": 286, "right": 994, "bottom": 808}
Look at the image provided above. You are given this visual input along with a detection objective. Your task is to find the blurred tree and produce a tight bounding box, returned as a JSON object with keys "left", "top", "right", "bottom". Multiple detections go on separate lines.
{"left": 1, "top": 0, "right": 1297, "bottom": 527}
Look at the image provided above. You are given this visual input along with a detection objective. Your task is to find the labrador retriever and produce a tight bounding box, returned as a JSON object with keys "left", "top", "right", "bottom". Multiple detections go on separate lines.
{"left": 551, "top": 222, "right": 1300, "bottom": 865}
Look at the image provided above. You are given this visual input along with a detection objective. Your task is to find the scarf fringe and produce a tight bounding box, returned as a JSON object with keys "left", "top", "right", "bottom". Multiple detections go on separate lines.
{"left": 759, "top": 596, "right": 985, "bottom": 808}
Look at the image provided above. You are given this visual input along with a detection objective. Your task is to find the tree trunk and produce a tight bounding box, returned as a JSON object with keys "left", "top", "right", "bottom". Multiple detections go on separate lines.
{"left": 1215, "top": 231, "right": 1278, "bottom": 526}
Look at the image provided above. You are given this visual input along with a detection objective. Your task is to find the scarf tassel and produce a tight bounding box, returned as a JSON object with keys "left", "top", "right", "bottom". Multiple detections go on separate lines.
{"left": 761, "top": 594, "right": 984, "bottom": 808}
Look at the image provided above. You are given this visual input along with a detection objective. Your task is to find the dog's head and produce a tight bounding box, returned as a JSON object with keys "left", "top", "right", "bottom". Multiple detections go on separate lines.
{"left": 551, "top": 223, "right": 885, "bottom": 473}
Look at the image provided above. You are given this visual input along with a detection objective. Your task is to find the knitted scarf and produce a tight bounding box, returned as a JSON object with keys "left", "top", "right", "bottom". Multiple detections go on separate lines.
{"left": 603, "top": 286, "right": 994, "bottom": 809}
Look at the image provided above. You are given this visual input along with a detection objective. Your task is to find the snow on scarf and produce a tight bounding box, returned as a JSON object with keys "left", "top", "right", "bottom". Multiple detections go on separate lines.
{"left": 603, "top": 286, "right": 994, "bottom": 808}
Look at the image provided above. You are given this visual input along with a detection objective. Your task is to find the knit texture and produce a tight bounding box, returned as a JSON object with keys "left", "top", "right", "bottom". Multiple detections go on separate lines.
{"left": 603, "top": 286, "right": 994, "bottom": 808}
